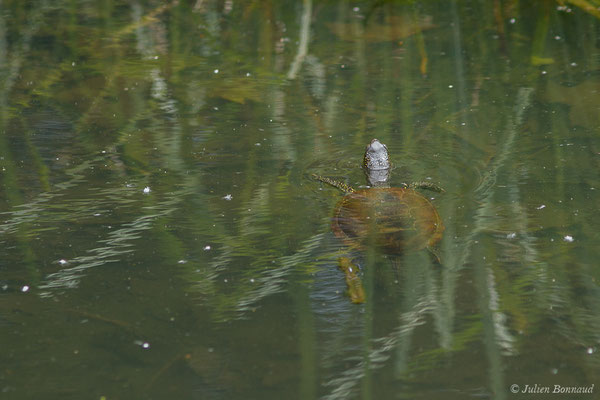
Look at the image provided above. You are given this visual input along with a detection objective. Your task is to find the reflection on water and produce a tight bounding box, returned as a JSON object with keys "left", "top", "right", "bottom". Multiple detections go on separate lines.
{"left": 1, "top": 0, "right": 600, "bottom": 399}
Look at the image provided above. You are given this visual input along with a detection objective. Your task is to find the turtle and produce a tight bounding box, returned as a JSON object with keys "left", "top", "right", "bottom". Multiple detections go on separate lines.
{"left": 313, "top": 139, "right": 444, "bottom": 302}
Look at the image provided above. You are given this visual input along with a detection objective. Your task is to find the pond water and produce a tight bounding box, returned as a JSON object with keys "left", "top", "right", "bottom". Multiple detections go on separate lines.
{"left": 1, "top": 1, "right": 600, "bottom": 399}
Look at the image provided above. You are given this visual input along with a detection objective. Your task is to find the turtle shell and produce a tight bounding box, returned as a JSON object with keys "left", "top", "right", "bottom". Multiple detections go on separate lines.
{"left": 332, "top": 187, "right": 443, "bottom": 254}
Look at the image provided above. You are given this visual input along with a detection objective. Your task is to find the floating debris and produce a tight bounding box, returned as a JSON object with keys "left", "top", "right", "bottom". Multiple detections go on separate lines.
{"left": 563, "top": 235, "right": 574, "bottom": 242}
{"left": 143, "top": 186, "right": 151, "bottom": 194}
{"left": 222, "top": 194, "right": 233, "bottom": 201}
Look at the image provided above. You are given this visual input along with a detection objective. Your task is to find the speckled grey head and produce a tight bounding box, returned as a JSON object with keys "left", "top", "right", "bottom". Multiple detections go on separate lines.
{"left": 363, "top": 139, "right": 390, "bottom": 186}
{"left": 363, "top": 139, "right": 390, "bottom": 170}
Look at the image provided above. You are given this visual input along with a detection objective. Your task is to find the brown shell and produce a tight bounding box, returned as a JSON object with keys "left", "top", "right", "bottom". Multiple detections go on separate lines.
{"left": 332, "top": 188, "right": 443, "bottom": 254}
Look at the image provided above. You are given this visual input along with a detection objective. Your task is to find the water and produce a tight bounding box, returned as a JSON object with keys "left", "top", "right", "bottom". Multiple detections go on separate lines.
{"left": 1, "top": 1, "right": 599, "bottom": 399}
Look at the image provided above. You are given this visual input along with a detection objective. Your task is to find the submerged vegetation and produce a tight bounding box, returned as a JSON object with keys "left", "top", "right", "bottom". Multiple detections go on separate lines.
{"left": 1, "top": 0, "right": 599, "bottom": 398}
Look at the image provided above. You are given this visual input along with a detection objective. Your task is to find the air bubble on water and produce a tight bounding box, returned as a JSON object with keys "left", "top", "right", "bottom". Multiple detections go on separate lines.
{"left": 203, "top": 245, "right": 211, "bottom": 251}
{"left": 134, "top": 340, "right": 150, "bottom": 349}
{"left": 59, "top": 259, "right": 68, "bottom": 265}
{"left": 563, "top": 235, "right": 574, "bottom": 242}
{"left": 214, "top": 69, "right": 219, "bottom": 74}
{"left": 178, "top": 259, "right": 187, "bottom": 264}
{"left": 250, "top": 278, "right": 255, "bottom": 283}
{"left": 21, "top": 285, "right": 30, "bottom": 293}
{"left": 509, "top": 18, "right": 516, "bottom": 24}
{"left": 587, "top": 347, "right": 594, "bottom": 354}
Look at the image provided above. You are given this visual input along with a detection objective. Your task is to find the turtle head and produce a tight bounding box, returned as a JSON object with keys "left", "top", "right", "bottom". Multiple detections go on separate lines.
{"left": 363, "top": 139, "right": 390, "bottom": 186}
{"left": 363, "top": 139, "right": 390, "bottom": 170}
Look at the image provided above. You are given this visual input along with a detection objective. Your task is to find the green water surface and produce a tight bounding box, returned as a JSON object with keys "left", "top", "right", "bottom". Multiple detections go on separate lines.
{"left": 1, "top": 1, "right": 599, "bottom": 399}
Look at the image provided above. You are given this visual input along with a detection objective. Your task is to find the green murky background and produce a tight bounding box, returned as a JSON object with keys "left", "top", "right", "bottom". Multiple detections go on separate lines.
{"left": 1, "top": 1, "right": 600, "bottom": 399}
